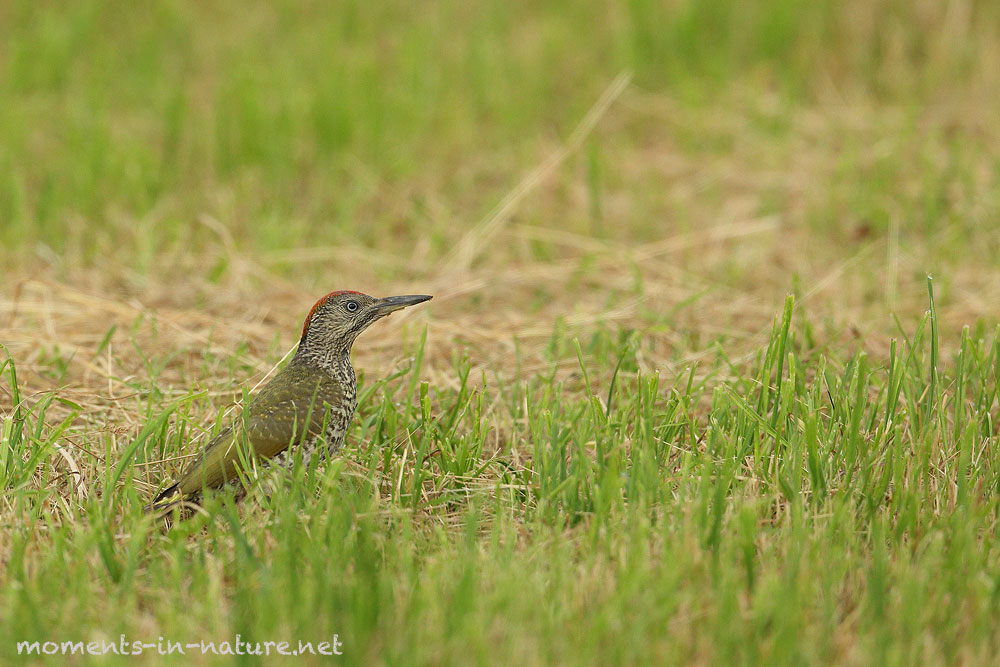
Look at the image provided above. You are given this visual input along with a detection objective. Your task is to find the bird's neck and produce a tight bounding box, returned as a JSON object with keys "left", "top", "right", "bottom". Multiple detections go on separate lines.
{"left": 292, "top": 339, "right": 353, "bottom": 378}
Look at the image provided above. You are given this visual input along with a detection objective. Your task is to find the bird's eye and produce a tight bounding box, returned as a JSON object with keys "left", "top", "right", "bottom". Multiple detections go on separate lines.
{"left": 345, "top": 301, "right": 359, "bottom": 312}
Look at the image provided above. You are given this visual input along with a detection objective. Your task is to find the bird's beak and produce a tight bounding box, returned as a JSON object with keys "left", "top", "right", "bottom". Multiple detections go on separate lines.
{"left": 375, "top": 294, "right": 433, "bottom": 315}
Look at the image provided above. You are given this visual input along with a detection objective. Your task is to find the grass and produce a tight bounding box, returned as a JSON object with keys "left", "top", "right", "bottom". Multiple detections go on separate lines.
{"left": 3, "top": 0, "right": 1000, "bottom": 664}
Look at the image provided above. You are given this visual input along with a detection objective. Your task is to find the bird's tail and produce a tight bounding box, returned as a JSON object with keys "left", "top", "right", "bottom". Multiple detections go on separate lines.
{"left": 145, "top": 483, "right": 182, "bottom": 515}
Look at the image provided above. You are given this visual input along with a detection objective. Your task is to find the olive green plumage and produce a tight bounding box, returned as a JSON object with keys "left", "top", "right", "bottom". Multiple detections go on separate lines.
{"left": 147, "top": 291, "right": 431, "bottom": 516}
{"left": 160, "top": 362, "right": 348, "bottom": 500}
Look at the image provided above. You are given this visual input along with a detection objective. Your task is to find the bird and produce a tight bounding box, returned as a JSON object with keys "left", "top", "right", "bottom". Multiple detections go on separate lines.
{"left": 147, "top": 290, "right": 432, "bottom": 515}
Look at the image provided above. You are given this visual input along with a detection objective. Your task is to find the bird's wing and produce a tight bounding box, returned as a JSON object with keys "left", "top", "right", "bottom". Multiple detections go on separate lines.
{"left": 170, "top": 367, "right": 345, "bottom": 497}
{"left": 243, "top": 366, "right": 346, "bottom": 458}
{"left": 171, "top": 425, "right": 241, "bottom": 497}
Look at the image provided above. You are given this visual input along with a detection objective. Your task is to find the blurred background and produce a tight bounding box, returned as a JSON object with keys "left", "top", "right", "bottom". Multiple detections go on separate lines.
{"left": 4, "top": 3, "right": 1000, "bottom": 662}
{"left": 1, "top": 0, "right": 999, "bottom": 384}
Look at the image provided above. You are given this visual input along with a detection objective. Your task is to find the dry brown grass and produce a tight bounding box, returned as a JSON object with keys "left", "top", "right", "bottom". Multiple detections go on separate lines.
{"left": 5, "top": 78, "right": 998, "bottom": 415}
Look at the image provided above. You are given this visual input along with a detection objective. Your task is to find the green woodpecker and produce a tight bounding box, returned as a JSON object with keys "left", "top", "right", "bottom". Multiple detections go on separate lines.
{"left": 148, "top": 291, "right": 431, "bottom": 514}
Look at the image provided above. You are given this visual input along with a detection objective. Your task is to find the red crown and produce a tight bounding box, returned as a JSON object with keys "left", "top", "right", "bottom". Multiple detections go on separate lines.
{"left": 301, "top": 290, "right": 366, "bottom": 338}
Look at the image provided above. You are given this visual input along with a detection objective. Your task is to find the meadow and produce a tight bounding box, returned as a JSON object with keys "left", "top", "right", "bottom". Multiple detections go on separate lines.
{"left": 3, "top": 1, "right": 1000, "bottom": 664}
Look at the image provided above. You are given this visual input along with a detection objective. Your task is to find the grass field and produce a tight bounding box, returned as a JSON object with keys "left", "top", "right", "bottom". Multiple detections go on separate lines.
{"left": 3, "top": 0, "right": 1000, "bottom": 664}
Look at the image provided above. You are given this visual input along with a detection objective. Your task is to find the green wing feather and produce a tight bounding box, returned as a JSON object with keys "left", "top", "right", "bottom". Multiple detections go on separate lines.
{"left": 149, "top": 364, "right": 344, "bottom": 510}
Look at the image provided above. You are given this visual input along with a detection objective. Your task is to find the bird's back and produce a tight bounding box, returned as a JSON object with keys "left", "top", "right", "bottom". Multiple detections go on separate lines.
{"left": 166, "top": 360, "right": 354, "bottom": 500}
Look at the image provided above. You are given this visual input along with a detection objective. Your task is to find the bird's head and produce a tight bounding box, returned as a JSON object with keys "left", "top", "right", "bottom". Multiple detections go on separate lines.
{"left": 297, "top": 290, "right": 432, "bottom": 358}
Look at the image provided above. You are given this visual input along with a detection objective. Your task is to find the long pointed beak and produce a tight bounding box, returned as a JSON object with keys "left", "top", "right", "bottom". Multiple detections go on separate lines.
{"left": 375, "top": 294, "right": 433, "bottom": 314}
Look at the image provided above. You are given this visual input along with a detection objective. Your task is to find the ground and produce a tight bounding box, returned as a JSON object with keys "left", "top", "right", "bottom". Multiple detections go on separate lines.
{"left": 2, "top": 1, "right": 1000, "bottom": 664}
